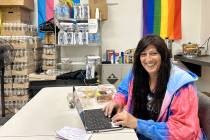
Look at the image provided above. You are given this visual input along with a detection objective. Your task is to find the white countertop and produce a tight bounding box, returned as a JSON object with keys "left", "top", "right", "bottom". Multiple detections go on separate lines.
{"left": 0, "top": 87, "right": 138, "bottom": 140}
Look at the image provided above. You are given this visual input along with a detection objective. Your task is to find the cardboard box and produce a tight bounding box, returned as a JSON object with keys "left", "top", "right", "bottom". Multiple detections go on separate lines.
{"left": 0, "top": 0, "right": 34, "bottom": 11}
{"left": 89, "top": 0, "right": 108, "bottom": 21}
{"left": 3, "top": 84, "right": 13, "bottom": 89}
{"left": 42, "top": 65, "right": 57, "bottom": 71}
{"left": 12, "top": 68, "right": 35, "bottom": 76}
{"left": 42, "top": 54, "right": 57, "bottom": 60}
{"left": 11, "top": 42, "right": 33, "bottom": 49}
{"left": 13, "top": 56, "right": 34, "bottom": 63}
{"left": 5, "top": 94, "right": 29, "bottom": 100}
{"left": 2, "top": 7, "right": 31, "bottom": 23}
{"left": 13, "top": 83, "right": 29, "bottom": 89}
{"left": 5, "top": 94, "right": 29, "bottom": 113}
{"left": 4, "top": 69, "right": 12, "bottom": 76}
{"left": 1, "top": 29, "right": 30, "bottom": 36}
{"left": 33, "top": 37, "right": 42, "bottom": 48}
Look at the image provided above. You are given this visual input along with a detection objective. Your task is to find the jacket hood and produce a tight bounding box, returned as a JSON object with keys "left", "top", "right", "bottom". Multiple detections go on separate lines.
{"left": 167, "top": 64, "right": 198, "bottom": 95}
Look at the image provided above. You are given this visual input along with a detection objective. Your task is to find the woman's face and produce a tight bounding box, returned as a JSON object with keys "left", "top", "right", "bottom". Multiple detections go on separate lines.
{"left": 140, "top": 45, "right": 161, "bottom": 77}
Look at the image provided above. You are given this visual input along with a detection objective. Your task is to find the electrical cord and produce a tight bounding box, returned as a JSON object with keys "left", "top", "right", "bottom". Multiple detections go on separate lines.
{"left": 207, "top": 37, "right": 209, "bottom": 52}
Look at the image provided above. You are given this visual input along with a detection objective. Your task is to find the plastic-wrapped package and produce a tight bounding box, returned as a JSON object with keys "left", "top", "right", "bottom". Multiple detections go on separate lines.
{"left": 55, "top": 4, "right": 70, "bottom": 19}
{"left": 58, "top": 30, "right": 68, "bottom": 45}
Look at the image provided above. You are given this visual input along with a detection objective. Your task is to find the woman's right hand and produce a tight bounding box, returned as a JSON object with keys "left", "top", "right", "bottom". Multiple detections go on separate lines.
{"left": 102, "top": 101, "right": 123, "bottom": 118}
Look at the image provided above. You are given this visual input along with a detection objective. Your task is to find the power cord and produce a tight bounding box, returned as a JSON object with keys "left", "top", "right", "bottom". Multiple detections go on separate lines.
{"left": 199, "top": 36, "right": 210, "bottom": 54}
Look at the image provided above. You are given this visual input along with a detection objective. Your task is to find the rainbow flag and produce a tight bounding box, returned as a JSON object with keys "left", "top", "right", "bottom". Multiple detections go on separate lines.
{"left": 38, "top": 0, "right": 54, "bottom": 39}
{"left": 143, "top": 0, "right": 181, "bottom": 40}
{"left": 64, "top": 0, "right": 76, "bottom": 17}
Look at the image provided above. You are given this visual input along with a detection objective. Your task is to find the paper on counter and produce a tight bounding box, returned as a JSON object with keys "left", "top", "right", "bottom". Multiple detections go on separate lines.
{"left": 56, "top": 127, "right": 92, "bottom": 140}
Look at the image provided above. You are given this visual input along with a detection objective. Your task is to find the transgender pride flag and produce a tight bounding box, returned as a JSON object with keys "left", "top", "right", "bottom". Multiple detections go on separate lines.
{"left": 143, "top": 0, "right": 182, "bottom": 40}
{"left": 38, "top": 0, "right": 54, "bottom": 39}
{"left": 38, "top": 0, "right": 78, "bottom": 39}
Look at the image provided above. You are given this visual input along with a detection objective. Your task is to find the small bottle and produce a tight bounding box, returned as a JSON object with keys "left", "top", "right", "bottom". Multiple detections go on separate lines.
{"left": 95, "top": 8, "right": 100, "bottom": 20}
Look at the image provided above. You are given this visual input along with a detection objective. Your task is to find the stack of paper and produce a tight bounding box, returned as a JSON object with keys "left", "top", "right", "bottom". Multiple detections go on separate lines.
{"left": 56, "top": 127, "right": 92, "bottom": 140}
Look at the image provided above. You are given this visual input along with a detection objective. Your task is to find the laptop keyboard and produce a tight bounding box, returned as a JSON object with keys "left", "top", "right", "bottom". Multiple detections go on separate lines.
{"left": 83, "top": 109, "right": 113, "bottom": 131}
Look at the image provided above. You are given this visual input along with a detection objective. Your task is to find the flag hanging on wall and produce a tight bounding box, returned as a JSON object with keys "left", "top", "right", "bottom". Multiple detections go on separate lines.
{"left": 143, "top": 0, "right": 181, "bottom": 40}
{"left": 38, "top": 0, "right": 54, "bottom": 39}
{"left": 38, "top": 0, "right": 76, "bottom": 39}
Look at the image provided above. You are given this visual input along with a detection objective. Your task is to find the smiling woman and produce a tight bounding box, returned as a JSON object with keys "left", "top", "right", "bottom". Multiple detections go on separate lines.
{"left": 103, "top": 35, "right": 207, "bottom": 140}
{"left": 129, "top": 34, "right": 171, "bottom": 121}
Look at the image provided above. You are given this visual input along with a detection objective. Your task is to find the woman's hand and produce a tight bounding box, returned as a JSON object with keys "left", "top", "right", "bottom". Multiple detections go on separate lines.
{"left": 102, "top": 101, "right": 123, "bottom": 118}
{"left": 112, "top": 111, "right": 138, "bottom": 129}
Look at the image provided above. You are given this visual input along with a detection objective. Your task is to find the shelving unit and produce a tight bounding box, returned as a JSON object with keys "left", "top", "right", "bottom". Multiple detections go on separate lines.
{"left": 54, "top": 16, "right": 102, "bottom": 81}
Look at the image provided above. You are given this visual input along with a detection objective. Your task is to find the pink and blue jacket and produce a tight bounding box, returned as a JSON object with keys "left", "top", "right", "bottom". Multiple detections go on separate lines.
{"left": 113, "top": 65, "right": 207, "bottom": 140}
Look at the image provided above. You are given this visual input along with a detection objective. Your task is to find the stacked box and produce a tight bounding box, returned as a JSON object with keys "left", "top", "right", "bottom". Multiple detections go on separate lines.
{"left": 4, "top": 65, "right": 13, "bottom": 77}
{"left": 1, "top": 7, "right": 31, "bottom": 24}
{"left": 13, "top": 49, "right": 34, "bottom": 63}
{"left": 0, "top": 0, "right": 34, "bottom": 24}
{"left": 0, "top": 0, "right": 37, "bottom": 114}
{"left": 4, "top": 94, "right": 29, "bottom": 113}
{"left": 1, "top": 23, "right": 37, "bottom": 36}
{"left": 42, "top": 44, "right": 58, "bottom": 71}
{"left": 33, "top": 37, "right": 42, "bottom": 71}
{"left": 0, "top": 0, "right": 34, "bottom": 11}
{"left": 0, "top": 36, "right": 38, "bottom": 113}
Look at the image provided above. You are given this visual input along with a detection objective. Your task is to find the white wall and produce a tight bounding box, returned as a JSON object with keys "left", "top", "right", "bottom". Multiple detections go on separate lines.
{"left": 101, "top": 0, "right": 141, "bottom": 55}
{"left": 200, "top": 0, "right": 210, "bottom": 45}
{"left": 196, "top": 0, "right": 210, "bottom": 92}
{"left": 181, "top": 0, "right": 201, "bottom": 44}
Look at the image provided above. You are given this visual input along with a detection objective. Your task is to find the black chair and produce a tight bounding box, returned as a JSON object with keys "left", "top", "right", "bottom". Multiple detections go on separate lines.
{"left": 198, "top": 92, "right": 210, "bottom": 139}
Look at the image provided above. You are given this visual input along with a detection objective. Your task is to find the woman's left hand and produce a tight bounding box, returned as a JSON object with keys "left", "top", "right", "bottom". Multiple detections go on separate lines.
{"left": 112, "top": 110, "right": 138, "bottom": 129}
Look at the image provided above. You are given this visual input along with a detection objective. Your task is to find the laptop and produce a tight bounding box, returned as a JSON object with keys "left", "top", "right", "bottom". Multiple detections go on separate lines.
{"left": 73, "top": 86, "right": 123, "bottom": 133}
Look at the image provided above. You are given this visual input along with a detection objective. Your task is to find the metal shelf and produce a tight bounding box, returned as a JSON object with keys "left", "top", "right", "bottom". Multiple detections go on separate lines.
{"left": 56, "top": 17, "right": 89, "bottom": 23}
{"left": 54, "top": 16, "right": 102, "bottom": 81}
{"left": 55, "top": 43, "right": 100, "bottom": 47}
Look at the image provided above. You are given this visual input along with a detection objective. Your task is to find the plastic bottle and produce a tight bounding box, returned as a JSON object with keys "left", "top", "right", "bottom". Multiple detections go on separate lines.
{"left": 95, "top": 8, "right": 100, "bottom": 20}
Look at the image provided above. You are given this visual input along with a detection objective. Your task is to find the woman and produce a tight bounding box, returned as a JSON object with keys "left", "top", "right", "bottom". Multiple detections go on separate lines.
{"left": 103, "top": 35, "right": 206, "bottom": 140}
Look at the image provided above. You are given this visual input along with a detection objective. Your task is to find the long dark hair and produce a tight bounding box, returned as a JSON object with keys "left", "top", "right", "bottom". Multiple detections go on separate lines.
{"left": 131, "top": 35, "right": 171, "bottom": 120}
